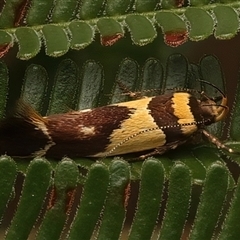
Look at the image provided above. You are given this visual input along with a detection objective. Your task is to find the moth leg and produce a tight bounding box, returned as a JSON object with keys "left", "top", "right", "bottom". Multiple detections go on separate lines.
{"left": 126, "top": 149, "right": 163, "bottom": 162}
{"left": 138, "top": 142, "right": 181, "bottom": 160}
{"left": 116, "top": 81, "right": 163, "bottom": 99}
{"left": 116, "top": 81, "right": 143, "bottom": 99}
{"left": 138, "top": 149, "right": 162, "bottom": 160}
{"left": 202, "top": 129, "right": 234, "bottom": 153}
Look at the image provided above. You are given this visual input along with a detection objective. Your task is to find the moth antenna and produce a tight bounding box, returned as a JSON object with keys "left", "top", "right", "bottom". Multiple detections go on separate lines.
{"left": 140, "top": 88, "right": 163, "bottom": 95}
{"left": 121, "top": 89, "right": 164, "bottom": 98}
{"left": 166, "top": 87, "right": 202, "bottom": 95}
{"left": 105, "top": 92, "right": 140, "bottom": 99}
{"left": 198, "top": 79, "right": 226, "bottom": 96}
{"left": 201, "top": 104, "right": 228, "bottom": 110}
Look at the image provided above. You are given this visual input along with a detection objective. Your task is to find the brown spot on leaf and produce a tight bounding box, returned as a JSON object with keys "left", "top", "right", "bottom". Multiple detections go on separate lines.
{"left": 65, "top": 188, "right": 77, "bottom": 215}
{"left": 14, "top": 0, "right": 31, "bottom": 27}
{"left": 47, "top": 186, "right": 57, "bottom": 210}
{"left": 175, "top": 0, "right": 184, "bottom": 7}
{"left": 101, "top": 33, "right": 123, "bottom": 46}
{"left": 164, "top": 30, "right": 188, "bottom": 47}
{"left": 0, "top": 43, "right": 12, "bottom": 58}
{"left": 124, "top": 183, "right": 131, "bottom": 208}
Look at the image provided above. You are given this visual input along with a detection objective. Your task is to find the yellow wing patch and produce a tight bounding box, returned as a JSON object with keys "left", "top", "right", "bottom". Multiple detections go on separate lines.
{"left": 94, "top": 97, "right": 166, "bottom": 157}
{"left": 172, "top": 92, "right": 198, "bottom": 135}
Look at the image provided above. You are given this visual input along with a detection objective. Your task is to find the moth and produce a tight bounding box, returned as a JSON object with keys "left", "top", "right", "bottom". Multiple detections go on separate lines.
{"left": 0, "top": 80, "right": 233, "bottom": 159}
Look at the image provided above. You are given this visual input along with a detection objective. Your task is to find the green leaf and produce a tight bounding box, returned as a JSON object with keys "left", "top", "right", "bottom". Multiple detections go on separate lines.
{"left": 5, "top": 158, "right": 52, "bottom": 240}
{"left": 78, "top": 60, "right": 104, "bottom": 110}
{"left": 141, "top": 58, "right": 164, "bottom": 94}
{"left": 213, "top": 6, "right": 238, "bottom": 39}
{"left": 51, "top": 0, "right": 78, "bottom": 22}
{"left": 0, "top": 1, "right": 240, "bottom": 59}
{"left": 0, "top": 61, "right": 8, "bottom": 119}
{"left": 15, "top": 27, "right": 41, "bottom": 60}
{"left": 189, "top": 163, "right": 229, "bottom": 240}
{"left": 156, "top": 12, "right": 187, "bottom": 33}
{"left": 68, "top": 162, "right": 109, "bottom": 239}
{"left": 111, "top": 58, "right": 139, "bottom": 104}
{"left": 47, "top": 59, "right": 80, "bottom": 114}
{"left": 0, "top": 156, "right": 17, "bottom": 220}
{"left": 189, "top": 0, "right": 210, "bottom": 6}
{"left": 97, "top": 18, "right": 124, "bottom": 46}
{"left": 21, "top": 64, "right": 48, "bottom": 113}
{"left": 159, "top": 162, "right": 191, "bottom": 240}
{"left": 125, "top": 15, "right": 157, "bottom": 46}
{"left": 229, "top": 75, "right": 240, "bottom": 142}
{"left": 129, "top": 159, "right": 164, "bottom": 240}
{"left": 168, "top": 148, "right": 206, "bottom": 185}
{"left": 185, "top": 8, "right": 214, "bottom": 41}
{"left": 79, "top": 0, "right": 104, "bottom": 20}
{"left": 36, "top": 158, "right": 78, "bottom": 240}
{"left": 42, "top": 25, "right": 70, "bottom": 57}
{"left": 161, "top": 0, "right": 180, "bottom": 9}
{"left": 164, "top": 53, "right": 188, "bottom": 89}
{"left": 192, "top": 147, "right": 235, "bottom": 189}
{"left": 27, "top": 0, "right": 54, "bottom": 25}
{"left": 0, "top": 30, "right": 12, "bottom": 45}
{"left": 69, "top": 21, "right": 94, "bottom": 50}
{"left": 135, "top": 0, "right": 159, "bottom": 12}
{"left": 97, "top": 159, "right": 130, "bottom": 239}
{"left": 218, "top": 176, "right": 240, "bottom": 240}
{"left": 156, "top": 12, "right": 187, "bottom": 47}
{"left": 0, "top": 0, "right": 22, "bottom": 28}
{"left": 105, "top": 0, "right": 131, "bottom": 16}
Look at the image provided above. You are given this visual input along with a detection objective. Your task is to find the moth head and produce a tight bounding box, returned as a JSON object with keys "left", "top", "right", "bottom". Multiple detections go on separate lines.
{"left": 199, "top": 81, "right": 228, "bottom": 124}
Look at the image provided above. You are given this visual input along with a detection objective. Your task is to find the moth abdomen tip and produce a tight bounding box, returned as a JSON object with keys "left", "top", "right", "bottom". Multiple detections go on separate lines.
{"left": 0, "top": 102, "right": 51, "bottom": 158}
